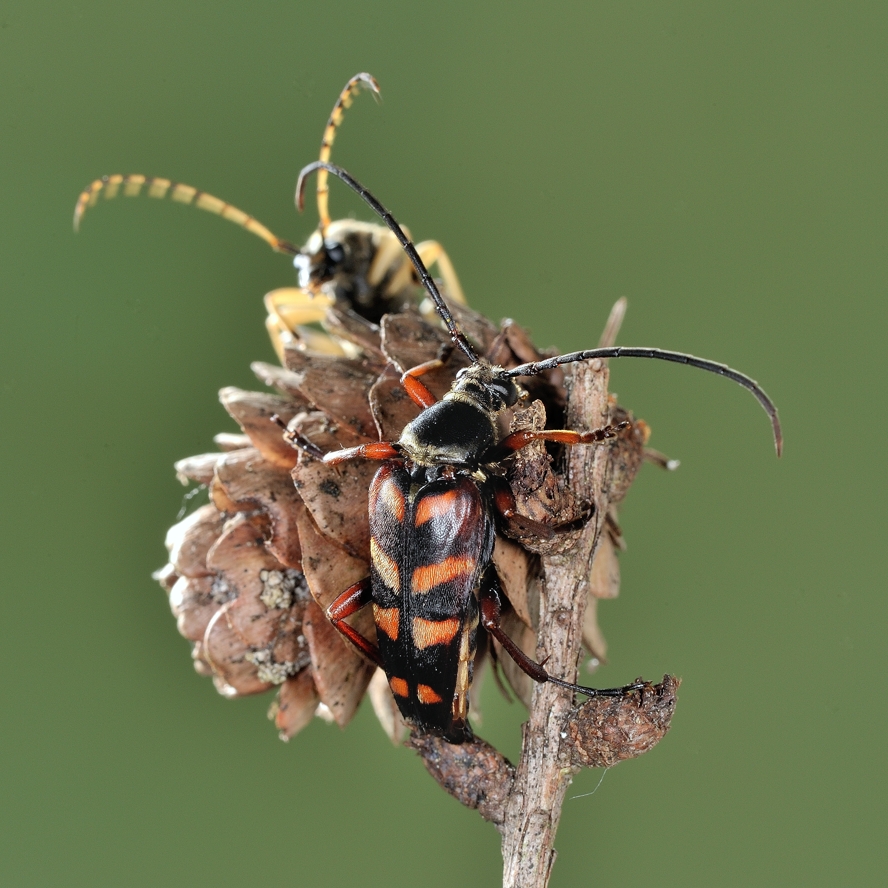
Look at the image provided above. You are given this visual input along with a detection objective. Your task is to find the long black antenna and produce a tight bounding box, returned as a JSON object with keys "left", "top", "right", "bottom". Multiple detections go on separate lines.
{"left": 507, "top": 347, "right": 782, "bottom": 456}
{"left": 296, "top": 160, "right": 479, "bottom": 363}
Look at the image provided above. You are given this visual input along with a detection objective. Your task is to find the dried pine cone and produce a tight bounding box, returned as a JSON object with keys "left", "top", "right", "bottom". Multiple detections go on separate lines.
{"left": 155, "top": 294, "right": 654, "bottom": 743}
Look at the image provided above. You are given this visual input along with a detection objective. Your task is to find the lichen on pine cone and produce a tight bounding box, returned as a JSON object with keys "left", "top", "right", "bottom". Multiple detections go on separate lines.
{"left": 155, "top": 295, "right": 652, "bottom": 742}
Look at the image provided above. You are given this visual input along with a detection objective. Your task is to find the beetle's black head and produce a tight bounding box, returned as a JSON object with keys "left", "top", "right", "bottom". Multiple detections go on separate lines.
{"left": 295, "top": 221, "right": 370, "bottom": 289}
{"left": 448, "top": 362, "right": 521, "bottom": 414}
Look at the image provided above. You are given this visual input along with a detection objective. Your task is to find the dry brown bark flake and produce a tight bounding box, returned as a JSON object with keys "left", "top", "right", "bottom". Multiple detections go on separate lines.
{"left": 369, "top": 371, "right": 421, "bottom": 441}
{"left": 213, "top": 449, "right": 305, "bottom": 569}
{"left": 380, "top": 310, "right": 450, "bottom": 370}
{"left": 174, "top": 451, "right": 225, "bottom": 486}
{"left": 289, "top": 413, "right": 375, "bottom": 559}
{"left": 203, "top": 601, "right": 275, "bottom": 697}
{"left": 560, "top": 675, "right": 679, "bottom": 768}
{"left": 168, "top": 574, "right": 218, "bottom": 643}
{"left": 282, "top": 349, "right": 381, "bottom": 439}
{"left": 274, "top": 668, "right": 321, "bottom": 740}
{"left": 321, "top": 305, "right": 384, "bottom": 354}
{"left": 164, "top": 504, "right": 223, "bottom": 578}
{"left": 408, "top": 732, "right": 516, "bottom": 828}
{"left": 293, "top": 504, "right": 370, "bottom": 611}
{"left": 302, "top": 598, "right": 376, "bottom": 727}
{"left": 218, "top": 386, "right": 304, "bottom": 470}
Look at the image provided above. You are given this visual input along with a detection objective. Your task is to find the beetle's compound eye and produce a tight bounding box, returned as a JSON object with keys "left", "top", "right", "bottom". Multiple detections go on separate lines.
{"left": 295, "top": 240, "right": 347, "bottom": 289}
{"left": 323, "top": 240, "right": 346, "bottom": 267}
{"left": 489, "top": 377, "right": 520, "bottom": 408}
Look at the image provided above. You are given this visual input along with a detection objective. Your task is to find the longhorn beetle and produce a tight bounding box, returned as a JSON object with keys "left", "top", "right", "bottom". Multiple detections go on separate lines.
{"left": 280, "top": 160, "right": 783, "bottom": 744}
{"left": 73, "top": 73, "right": 466, "bottom": 360}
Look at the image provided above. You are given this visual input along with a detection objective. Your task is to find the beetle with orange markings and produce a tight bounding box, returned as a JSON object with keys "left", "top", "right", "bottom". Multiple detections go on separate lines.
{"left": 278, "top": 160, "right": 784, "bottom": 743}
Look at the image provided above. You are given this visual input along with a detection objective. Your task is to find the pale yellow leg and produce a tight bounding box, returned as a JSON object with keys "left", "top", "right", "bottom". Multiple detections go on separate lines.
{"left": 366, "top": 229, "right": 409, "bottom": 288}
{"left": 416, "top": 240, "right": 467, "bottom": 305}
{"left": 263, "top": 287, "right": 340, "bottom": 361}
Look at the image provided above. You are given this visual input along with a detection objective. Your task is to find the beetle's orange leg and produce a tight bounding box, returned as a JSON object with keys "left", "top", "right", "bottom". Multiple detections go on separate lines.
{"left": 499, "top": 422, "right": 629, "bottom": 453}
{"left": 323, "top": 442, "right": 400, "bottom": 465}
{"left": 326, "top": 578, "right": 383, "bottom": 667}
{"left": 399, "top": 360, "right": 446, "bottom": 408}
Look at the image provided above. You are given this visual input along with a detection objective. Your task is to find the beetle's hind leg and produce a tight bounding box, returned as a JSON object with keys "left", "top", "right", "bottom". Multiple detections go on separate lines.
{"left": 478, "top": 565, "right": 642, "bottom": 698}
{"left": 326, "top": 578, "right": 384, "bottom": 667}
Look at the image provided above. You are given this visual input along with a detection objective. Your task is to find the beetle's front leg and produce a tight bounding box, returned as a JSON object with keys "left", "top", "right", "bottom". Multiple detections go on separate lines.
{"left": 272, "top": 414, "right": 400, "bottom": 465}
{"left": 326, "top": 578, "right": 384, "bottom": 667}
{"left": 398, "top": 343, "right": 454, "bottom": 408}
{"left": 324, "top": 442, "right": 401, "bottom": 465}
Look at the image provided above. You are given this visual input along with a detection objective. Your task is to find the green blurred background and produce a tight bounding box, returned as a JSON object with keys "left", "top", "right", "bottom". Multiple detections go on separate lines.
{"left": 2, "top": 2, "right": 884, "bottom": 885}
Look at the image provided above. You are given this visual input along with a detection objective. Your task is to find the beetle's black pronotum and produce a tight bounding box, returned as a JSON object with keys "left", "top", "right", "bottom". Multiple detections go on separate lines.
{"left": 280, "top": 160, "right": 782, "bottom": 743}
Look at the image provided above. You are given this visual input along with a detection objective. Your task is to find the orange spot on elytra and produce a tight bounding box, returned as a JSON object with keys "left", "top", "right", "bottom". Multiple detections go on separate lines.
{"left": 412, "top": 557, "right": 476, "bottom": 594}
{"left": 417, "top": 684, "right": 444, "bottom": 705}
{"left": 373, "top": 605, "right": 399, "bottom": 641}
{"left": 389, "top": 676, "right": 409, "bottom": 697}
{"left": 414, "top": 490, "right": 460, "bottom": 526}
{"left": 371, "top": 538, "right": 401, "bottom": 593}
{"left": 412, "top": 617, "right": 461, "bottom": 649}
{"left": 381, "top": 480, "right": 405, "bottom": 522}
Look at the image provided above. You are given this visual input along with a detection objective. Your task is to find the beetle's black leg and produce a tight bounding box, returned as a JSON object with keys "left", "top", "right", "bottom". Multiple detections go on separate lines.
{"left": 490, "top": 477, "right": 593, "bottom": 539}
{"left": 325, "top": 578, "right": 384, "bottom": 667}
{"left": 271, "top": 415, "right": 328, "bottom": 460}
{"left": 478, "top": 565, "right": 642, "bottom": 698}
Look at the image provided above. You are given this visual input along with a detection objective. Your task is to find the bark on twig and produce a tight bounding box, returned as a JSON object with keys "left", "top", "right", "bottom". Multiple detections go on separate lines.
{"left": 561, "top": 675, "right": 679, "bottom": 768}
{"left": 407, "top": 732, "right": 515, "bottom": 827}
{"left": 409, "top": 360, "right": 678, "bottom": 888}
{"left": 498, "top": 359, "right": 613, "bottom": 887}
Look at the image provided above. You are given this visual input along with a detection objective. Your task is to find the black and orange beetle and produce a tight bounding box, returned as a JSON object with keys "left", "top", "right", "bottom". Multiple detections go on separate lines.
{"left": 279, "top": 161, "right": 783, "bottom": 743}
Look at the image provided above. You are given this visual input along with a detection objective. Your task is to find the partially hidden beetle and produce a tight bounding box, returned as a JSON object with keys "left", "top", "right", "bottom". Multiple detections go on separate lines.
{"left": 73, "top": 73, "right": 466, "bottom": 360}
{"left": 278, "top": 160, "right": 783, "bottom": 743}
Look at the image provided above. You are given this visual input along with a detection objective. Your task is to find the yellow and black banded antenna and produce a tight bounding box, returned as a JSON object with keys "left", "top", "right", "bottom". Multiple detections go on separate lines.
{"left": 72, "top": 75, "right": 379, "bottom": 251}
{"left": 73, "top": 173, "right": 300, "bottom": 254}
{"left": 312, "top": 72, "right": 380, "bottom": 238}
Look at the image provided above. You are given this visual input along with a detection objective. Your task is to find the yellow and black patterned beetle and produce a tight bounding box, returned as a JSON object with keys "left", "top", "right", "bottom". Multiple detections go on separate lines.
{"left": 74, "top": 73, "right": 466, "bottom": 360}
{"left": 280, "top": 161, "right": 783, "bottom": 743}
